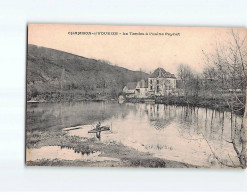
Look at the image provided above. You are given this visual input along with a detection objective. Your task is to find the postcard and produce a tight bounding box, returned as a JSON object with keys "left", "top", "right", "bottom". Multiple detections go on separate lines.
{"left": 26, "top": 24, "right": 247, "bottom": 168}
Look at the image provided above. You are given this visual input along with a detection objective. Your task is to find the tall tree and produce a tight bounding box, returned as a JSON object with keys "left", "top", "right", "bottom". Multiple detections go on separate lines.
{"left": 202, "top": 29, "right": 247, "bottom": 168}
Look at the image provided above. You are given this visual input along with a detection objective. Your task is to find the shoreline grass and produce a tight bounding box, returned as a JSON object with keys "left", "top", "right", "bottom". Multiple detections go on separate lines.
{"left": 26, "top": 129, "right": 198, "bottom": 168}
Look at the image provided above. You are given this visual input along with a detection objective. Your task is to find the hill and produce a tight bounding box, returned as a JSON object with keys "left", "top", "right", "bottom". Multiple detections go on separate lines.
{"left": 27, "top": 44, "right": 148, "bottom": 101}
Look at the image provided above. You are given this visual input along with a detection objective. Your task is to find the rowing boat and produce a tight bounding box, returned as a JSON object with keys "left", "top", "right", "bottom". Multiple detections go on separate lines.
{"left": 88, "top": 125, "right": 110, "bottom": 133}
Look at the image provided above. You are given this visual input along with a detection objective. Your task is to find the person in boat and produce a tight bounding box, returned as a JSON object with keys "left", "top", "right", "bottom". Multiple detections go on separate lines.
{"left": 96, "top": 121, "right": 101, "bottom": 131}
{"left": 96, "top": 121, "right": 101, "bottom": 140}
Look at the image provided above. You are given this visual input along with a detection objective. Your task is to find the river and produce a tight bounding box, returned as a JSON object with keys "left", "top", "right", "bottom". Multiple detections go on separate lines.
{"left": 26, "top": 101, "right": 243, "bottom": 167}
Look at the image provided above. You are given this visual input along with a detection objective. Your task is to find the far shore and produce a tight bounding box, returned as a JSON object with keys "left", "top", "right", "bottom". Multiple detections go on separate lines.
{"left": 27, "top": 95, "right": 245, "bottom": 116}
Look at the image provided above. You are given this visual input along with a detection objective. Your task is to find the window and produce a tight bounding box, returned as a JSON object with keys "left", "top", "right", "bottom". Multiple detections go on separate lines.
{"left": 150, "top": 86, "right": 152, "bottom": 90}
{"left": 150, "top": 80, "right": 152, "bottom": 84}
{"left": 157, "top": 80, "right": 159, "bottom": 84}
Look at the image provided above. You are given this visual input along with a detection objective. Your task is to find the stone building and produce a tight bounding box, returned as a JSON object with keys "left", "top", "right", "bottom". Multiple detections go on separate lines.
{"left": 123, "top": 67, "right": 177, "bottom": 98}
{"left": 135, "top": 79, "right": 148, "bottom": 98}
{"left": 148, "top": 68, "right": 176, "bottom": 96}
{"left": 123, "top": 82, "right": 137, "bottom": 98}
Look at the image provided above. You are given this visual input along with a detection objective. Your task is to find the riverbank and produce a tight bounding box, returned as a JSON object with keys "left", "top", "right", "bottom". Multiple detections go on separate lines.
{"left": 126, "top": 96, "right": 245, "bottom": 116}
{"left": 26, "top": 91, "right": 118, "bottom": 103}
{"left": 27, "top": 97, "right": 117, "bottom": 103}
{"left": 27, "top": 93, "right": 245, "bottom": 116}
{"left": 26, "top": 129, "right": 198, "bottom": 168}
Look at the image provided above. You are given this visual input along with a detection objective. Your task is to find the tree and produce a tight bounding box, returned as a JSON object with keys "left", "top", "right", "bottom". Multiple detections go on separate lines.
{"left": 177, "top": 64, "right": 193, "bottom": 98}
{"left": 202, "top": 29, "right": 247, "bottom": 168}
{"left": 177, "top": 64, "right": 201, "bottom": 102}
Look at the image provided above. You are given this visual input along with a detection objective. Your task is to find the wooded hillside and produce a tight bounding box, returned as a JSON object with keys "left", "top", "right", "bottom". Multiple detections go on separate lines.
{"left": 27, "top": 44, "right": 148, "bottom": 101}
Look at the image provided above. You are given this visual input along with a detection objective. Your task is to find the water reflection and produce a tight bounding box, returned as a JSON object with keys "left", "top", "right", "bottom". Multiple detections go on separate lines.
{"left": 27, "top": 102, "right": 244, "bottom": 167}
{"left": 127, "top": 103, "right": 242, "bottom": 143}
{"left": 26, "top": 102, "right": 135, "bottom": 132}
{"left": 26, "top": 146, "right": 119, "bottom": 162}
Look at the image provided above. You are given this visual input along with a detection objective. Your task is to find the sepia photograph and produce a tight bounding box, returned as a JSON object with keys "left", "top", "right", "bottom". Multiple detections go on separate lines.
{"left": 26, "top": 24, "right": 247, "bottom": 168}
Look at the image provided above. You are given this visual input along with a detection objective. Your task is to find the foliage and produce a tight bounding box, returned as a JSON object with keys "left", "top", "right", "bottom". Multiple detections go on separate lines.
{"left": 27, "top": 44, "right": 148, "bottom": 101}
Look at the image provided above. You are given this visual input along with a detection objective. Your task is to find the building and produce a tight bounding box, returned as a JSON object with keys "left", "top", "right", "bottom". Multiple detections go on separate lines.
{"left": 123, "top": 67, "right": 177, "bottom": 98}
{"left": 123, "top": 82, "right": 137, "bottom": 98}
{"left": 148, "top": 68, "right": 176, "bottom": 96}
{"left": 135, "top": 79, "right": 148, "bottom": 98}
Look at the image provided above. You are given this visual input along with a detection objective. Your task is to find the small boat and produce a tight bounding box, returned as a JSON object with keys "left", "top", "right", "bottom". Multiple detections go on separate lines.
{"left": 88, "top": 125, "right": 110, "bottom": 133}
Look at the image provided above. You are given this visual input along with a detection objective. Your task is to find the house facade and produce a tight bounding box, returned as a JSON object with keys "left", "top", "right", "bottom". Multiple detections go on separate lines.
{"left": 123, "top": 67, "right": 177, "bottom": 98}
{"left": 123, "top": 82, "right": 137, "bottom": 98}
{"left": 148, "top": 68, "right": 176, "bottom": 96}
{"left": 135, "top": 79, "right": 148, "bottom": 98}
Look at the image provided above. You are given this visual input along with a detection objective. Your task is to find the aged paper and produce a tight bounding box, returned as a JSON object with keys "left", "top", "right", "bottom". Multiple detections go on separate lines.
{"left": 26, "top": 24, "right": 247, "bottom": 168}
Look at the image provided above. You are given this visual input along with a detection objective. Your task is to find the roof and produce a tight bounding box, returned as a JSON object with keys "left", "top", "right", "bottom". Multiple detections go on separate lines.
{"left": 149, "top": 68, "right": 176, "bottom": 79}
{"left": 126, "top": 82, "right": 137, "bottom": 90}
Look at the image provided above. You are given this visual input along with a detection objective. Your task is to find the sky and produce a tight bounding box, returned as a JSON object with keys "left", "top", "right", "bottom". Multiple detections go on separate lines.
{"left": 28, "top": 24, "right": 246, "bottom": 75}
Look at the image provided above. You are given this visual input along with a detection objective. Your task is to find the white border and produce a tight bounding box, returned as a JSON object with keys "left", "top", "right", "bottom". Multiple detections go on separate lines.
{"left": 0, "top": 0, "right": 247, "bottom": 192}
